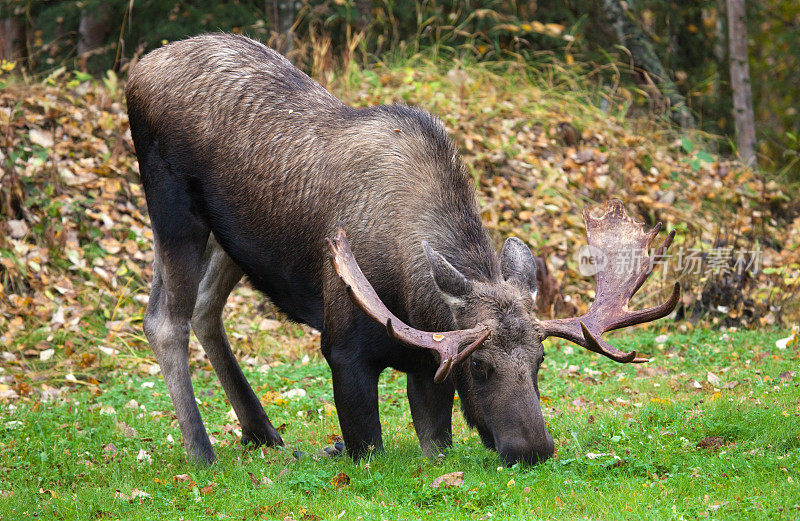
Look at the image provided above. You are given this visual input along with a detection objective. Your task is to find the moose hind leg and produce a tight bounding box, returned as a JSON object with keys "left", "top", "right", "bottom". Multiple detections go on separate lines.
{"left": 140, "top": 138, "right": 213, "bottom": 464}
{"left": 191, "top": 236, "right": 283, "bottom": 447}
{"left": 146, "top": 259, "right": 214, "bottom": 464}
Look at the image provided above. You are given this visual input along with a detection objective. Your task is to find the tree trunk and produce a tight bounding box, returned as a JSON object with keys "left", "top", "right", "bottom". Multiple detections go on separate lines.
{"left": 78, "top": 4, "right": 112, "bottom": 70}
{"left": 0, "top": 17, "right": 25, "bottom": 62}
{"left": 601, "top": 0, "right": 696, "bottom": 129}
{"left": 272, "top": 0, "right": 295, "bottom": 61}
{"left": 726, "top": 0, "right": 757, "bottom": 165}
{"left": 356, "top": 0, "right": 372, "bottom": 30}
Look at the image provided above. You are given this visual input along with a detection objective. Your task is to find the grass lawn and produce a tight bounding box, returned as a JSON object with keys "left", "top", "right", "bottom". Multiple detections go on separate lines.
{"left": 1, "top": 327, "right": 798, "bottom": 520}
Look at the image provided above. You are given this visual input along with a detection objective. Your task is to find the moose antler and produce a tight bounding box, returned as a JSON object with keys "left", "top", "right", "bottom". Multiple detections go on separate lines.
{"left": 327, "top": 227, "right": 490, "bottom": 383}
{"left": 538, "top": 200, "right": 680, "bottom": 363}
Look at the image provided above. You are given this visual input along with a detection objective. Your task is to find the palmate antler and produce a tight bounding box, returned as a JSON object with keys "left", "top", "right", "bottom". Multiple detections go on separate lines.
{"left": 327, "top": 200, "right": 679, "bottom": 382}
{"left": 327, "top": 228, "right": 490, "bottom": 383}
{"left": 537, "top": 199, "right": 680, "bottom": 363}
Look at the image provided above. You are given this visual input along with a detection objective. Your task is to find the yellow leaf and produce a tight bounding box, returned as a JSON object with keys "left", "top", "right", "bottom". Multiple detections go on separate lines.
{"left": 0, "top": 60, "right": 15, "bottom": 72}
{"left": 330, "top": 472, "right": 350, "bottom": 488}
{"left": 545, "top": 23, "right": 564, "bottom": 35}
{"left": 260, "top": 391, "right": 280, "bottom": 406}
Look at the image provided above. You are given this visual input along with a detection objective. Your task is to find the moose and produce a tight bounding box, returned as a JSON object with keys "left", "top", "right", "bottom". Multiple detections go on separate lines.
{"left": 126, "top": 33, "right": 679, "bottom": 466}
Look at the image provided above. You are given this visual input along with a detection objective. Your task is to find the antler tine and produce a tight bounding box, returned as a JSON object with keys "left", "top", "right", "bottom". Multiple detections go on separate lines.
{"left": 580, "top": 323, "right": 647, "bottom": 363}
{"left": 628, "top": 228, "right": 675, "bottom": 299}
{"left": 327, "top": 226, "right": 490, "bottom": 383}
{"left": 607, "top": 282, "right": 681, "bottom": 332}
{"left": 538, "top": 200, "right": 680, "bottom": 364}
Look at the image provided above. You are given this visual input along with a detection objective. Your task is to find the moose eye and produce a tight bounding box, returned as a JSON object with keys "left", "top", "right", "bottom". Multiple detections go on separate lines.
{"left": 471, "top": 358, "right": 492, "bottom": 380}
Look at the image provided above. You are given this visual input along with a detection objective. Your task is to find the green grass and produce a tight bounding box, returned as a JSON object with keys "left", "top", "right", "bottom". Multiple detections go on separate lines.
{"left": 1, "top": 328, "right": 798, "bottom": 520}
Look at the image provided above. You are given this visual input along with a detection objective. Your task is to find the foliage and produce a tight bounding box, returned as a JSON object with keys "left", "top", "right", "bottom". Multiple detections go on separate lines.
{"left": 748, "top": 0, "right": 800, "bottom": 177}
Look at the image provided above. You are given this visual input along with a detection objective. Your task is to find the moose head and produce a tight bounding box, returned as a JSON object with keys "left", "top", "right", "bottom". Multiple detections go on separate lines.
{"left": 328, "top": 199, "right": 680, "bottom": 465}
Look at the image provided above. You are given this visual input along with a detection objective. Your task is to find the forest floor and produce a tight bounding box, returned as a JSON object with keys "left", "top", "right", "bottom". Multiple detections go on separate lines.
{"left": 1, "top": 53, "right": 799, "bottom": 519}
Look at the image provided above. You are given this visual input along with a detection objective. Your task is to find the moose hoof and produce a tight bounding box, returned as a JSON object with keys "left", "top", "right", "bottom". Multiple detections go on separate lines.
{"left": 323, "top": 441, "right": 345, "bottom": 457}
{"left": 190, "top": 444, "right": 216, "bottom": 467}
{"left": 241, "top": 425, "right": 284, "bottom": 448}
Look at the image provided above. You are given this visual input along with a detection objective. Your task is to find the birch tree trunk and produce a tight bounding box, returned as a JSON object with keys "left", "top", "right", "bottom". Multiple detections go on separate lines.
{"left": 601, "top": 0, "right": 696, "bottom": 128}
{"left": 726, "top": 0, "right": 757, "bottom": 165}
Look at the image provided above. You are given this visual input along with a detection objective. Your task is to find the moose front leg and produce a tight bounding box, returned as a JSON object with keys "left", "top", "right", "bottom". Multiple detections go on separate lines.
{"left": 324, "top": 344, "right": 383, "bottom": 460}
{"left": 407, "top": 371, "right": 455, "bottom": 456}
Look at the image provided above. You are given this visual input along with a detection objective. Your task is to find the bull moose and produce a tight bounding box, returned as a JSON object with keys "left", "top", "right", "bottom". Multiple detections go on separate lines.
{"left": 126, "top": 33, "right": 679, "bottom": 466}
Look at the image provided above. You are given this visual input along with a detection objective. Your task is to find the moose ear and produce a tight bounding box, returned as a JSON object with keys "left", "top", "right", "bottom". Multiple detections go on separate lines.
{"left": 423, "top": 242, "right": 472, "bottom": 306}
{"left": 500, "top": 237, "right": 538, "bottom": 301}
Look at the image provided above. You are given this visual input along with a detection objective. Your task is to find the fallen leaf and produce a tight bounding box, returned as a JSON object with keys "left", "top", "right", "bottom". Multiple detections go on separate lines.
{"left": 130, "top": 488, "right": 151, "bottom": 500}
{"left": 697, "top": 436, "right": 724, "bottom": 451}
{"left": 572, "top": 396, "right": 591, "bottom": 407}
{"left": 776, "top": 327, "right": 799, "bottom": 350}
{"left": 6, "top": 219, "right": 28, "bottom": 239}
{"left": 136, "top": 449, "right": 152, "bottom": 463}
{"left": 29, "top": 127, "right": 54, "bottom": 148}
{"left": 116, "top": 421, "right": 139, "bottom": 438}
{"left": 430, "top": 471, "right": 464, "bottom": 488}
{"left": 330, "top": 472, "right": 350, "bottom": 488}
{"left": 281, "top": 388, "right": 306, "bottom": 399}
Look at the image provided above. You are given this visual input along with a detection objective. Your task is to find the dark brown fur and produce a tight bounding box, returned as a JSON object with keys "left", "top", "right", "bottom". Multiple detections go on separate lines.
{"left": 127, "top": 33, "right": 552, "bottom": 465}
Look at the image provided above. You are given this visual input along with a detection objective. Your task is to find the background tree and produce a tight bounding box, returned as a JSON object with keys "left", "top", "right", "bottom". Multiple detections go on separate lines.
{"left": 726, "top": 0, "right": 756, "bottom": 164}
{"left": 599, "top": 0, "right": 696, "bottom": 128}
{"left": 272, "top": 0, "right": 294, "bottom": 59}
{"left": 77, "top": 2, "right": 112, "bottom": 70}
{"left": 0, "top": 2, "right": 25, "bottom": 62}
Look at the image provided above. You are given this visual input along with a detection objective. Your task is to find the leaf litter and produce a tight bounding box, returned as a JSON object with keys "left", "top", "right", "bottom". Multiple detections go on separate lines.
{"left": 0, "top": 62, "right": 797, "bottom": 410}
